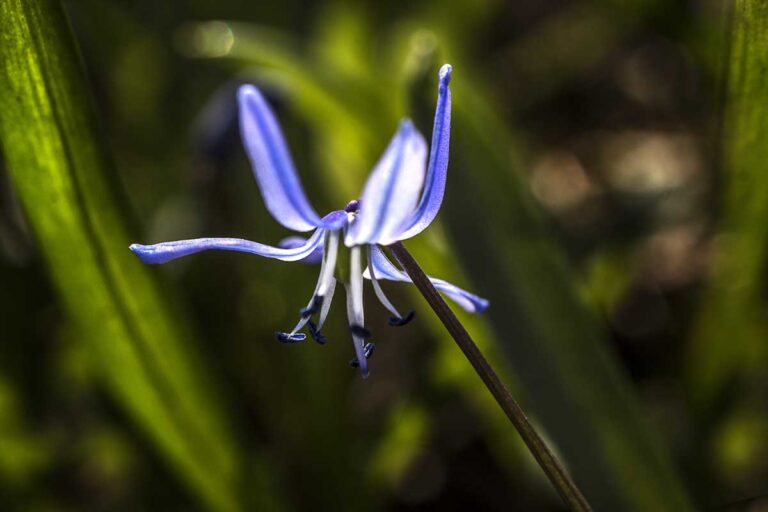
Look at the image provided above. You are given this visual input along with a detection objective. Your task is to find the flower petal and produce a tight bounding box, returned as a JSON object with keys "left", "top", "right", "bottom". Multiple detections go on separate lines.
{"left": 278, "top": 236, "right": 324, "bottom": 264}
{"left": 318, "top": 209, "right": 348, "bottom": 231}
{"left": 397, "top": 64, "right": 452, "bottom": 240}
{"left": 364, "top": 245, "right": 488, "bottom": 313}
{"left": 130, "top": 228, "right": 325, "bottom": 264}
{"left": 277, "top": 210, "right": 346, "bottom": 264}
{"left": 345, "top": 120, "right": 427, "bottom": 246}
{"left": 238, "top": 84, "right": 321, "bottom": 232}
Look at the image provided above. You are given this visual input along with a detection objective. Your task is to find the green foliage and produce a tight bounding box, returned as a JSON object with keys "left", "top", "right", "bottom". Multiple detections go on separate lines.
{"left": 688, "top": 0, "right": 768, "bottom": 404}
{"left": 685, "top": 2, "right": 768, "bottom": 499}
{"left": 0, "top": 1, "right": 272, "bottom": 510}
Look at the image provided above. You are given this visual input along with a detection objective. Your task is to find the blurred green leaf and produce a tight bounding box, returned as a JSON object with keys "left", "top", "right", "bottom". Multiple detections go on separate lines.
{"left": 687, "top": 0, "right": 768, "bottom": 407}
{"left": 367, "top": 401, "right": 430, "bottom": 487}
{"left": 0, "top": 1, "right": 283, "bottom": 510}
{"left": 0, "top": 376, "right": 52, "bottom": 489}
{"left": 577, "top": 248, "right": 638, "bottom": 314}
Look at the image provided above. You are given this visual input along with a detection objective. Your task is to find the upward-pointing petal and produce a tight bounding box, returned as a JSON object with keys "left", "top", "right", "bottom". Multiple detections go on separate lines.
{"left": 238, "top": 85, "right": 321, "bottom": 232}
{"left": 345, "top": 120, "right": 427, "bottom": 246}
{"left": 396, "top": 64, "right": 452, "bottom": 241}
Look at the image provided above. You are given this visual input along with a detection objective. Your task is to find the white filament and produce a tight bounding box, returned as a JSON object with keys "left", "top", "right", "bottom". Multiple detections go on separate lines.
{"left": 366, "top": 244, "right": 402, "bottom": 319}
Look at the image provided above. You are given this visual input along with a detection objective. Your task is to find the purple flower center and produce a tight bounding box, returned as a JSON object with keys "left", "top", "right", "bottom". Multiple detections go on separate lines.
{"left": 344, "top": 199, "right": 360, "bottom": 213}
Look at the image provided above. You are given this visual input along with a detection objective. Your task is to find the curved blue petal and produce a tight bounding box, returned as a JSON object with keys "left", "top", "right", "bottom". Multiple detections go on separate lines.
{"left": 396, "top": 64, "right": 452, "bottom": 241}
{"left": 423, "top": 276, "right": 489, "bottom": 314}
{"left": 130, "top": 228, "right": 325, "bottom": 264}
{"left": 318, "top": 209, "right": 348, "bottom": 231}
{"left": 364, "top": 245, "right": 488, "bottom": 313}
{"left": 277, "top": 210, "right": 345, "bottom": 264}
{"left": 345, "top": 120, "right": 427, "bottom": 247}
{"left": 278, "top": 236, "right": 324, "bottom": 264}
{"left": 238, "top": 85, "right": 321, "bottom": 232}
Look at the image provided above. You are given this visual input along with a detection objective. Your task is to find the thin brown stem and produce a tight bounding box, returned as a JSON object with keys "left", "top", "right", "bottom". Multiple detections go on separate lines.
{"left": 388, "top": 242, "right": 592, "bottom": 512}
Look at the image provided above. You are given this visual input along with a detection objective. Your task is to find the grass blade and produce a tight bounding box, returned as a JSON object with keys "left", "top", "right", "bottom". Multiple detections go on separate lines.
{"left": 0, "top": 1, "right": 275, "bottom": 510}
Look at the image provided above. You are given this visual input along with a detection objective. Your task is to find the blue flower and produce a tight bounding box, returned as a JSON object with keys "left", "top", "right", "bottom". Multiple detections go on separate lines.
{"left": 130, "top": 64, "right": 488, "bottom": 377}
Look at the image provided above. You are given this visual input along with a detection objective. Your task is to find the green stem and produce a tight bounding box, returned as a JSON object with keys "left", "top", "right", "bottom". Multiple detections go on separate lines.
{"left": 388, "top": 241, "right": 592, "bottom": 512}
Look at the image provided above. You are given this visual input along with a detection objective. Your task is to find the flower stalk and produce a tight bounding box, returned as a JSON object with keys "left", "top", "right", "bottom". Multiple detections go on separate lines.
{"left": 388, "top": 241, "right": 592, "bottom": 512}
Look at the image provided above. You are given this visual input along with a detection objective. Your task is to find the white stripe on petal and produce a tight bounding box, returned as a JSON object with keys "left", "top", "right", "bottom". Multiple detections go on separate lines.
{"left": 397, "top": 64, "right": 452, "bottom": 240}
{"left": 238, "top": 85, "right": 321, "bottom": 231}
{"left": 345, "top": 120, "right": 427, "bottom": 246}
{"left": 130, "top": 229, "right": 325, "bottom": 264}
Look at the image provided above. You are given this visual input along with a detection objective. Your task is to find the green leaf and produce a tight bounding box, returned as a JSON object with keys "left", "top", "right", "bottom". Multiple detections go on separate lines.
{"left": 688, "top": 1, "right": 768, "bottom": 406}
{"left": 0, "top": 1, "right": 279, "bottom": 510}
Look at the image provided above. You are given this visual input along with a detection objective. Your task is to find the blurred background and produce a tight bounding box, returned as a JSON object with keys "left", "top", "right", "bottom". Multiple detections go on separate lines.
{"left": 2, "top": 0, "right": 766, "bottom": 510}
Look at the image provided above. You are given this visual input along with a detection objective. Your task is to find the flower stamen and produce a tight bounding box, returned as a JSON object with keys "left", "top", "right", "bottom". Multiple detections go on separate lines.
{"left": 282, "top": 231, "right": 341, "bottom": 339}
{"left": 349, "top": 342, "right": 375, "bottom": 367}
{"left": 299, "top": 295, "right": 324, "bottom": 318}
{"left": 388, "top": 310, "right": 415, "bottom": 327}
{"left": 349, "top": 324, "right": 371, "bottom": 338}
{"left": 316, "top": 278, "right": 336, "bottom": 330}
{"left": 275, "top": 332, "right": 307, "bottom": 343}
{"left": 367, "top": 245, "right": 412, "bottom": 326}
{"left": 346, "top": 246, "right": 369, "bottom": 376}
{"left": 307, "top": 320, "right": 327, "bottom": 344}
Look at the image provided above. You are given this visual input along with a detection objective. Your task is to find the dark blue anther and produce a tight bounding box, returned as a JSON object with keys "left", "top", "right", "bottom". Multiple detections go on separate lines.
{"left": 300, "top": 295, "right": 324, "bottom": 319}
{"left": 388, "top": 310, "right": 416, "bottom": 327}
{"left": 307, "top": 320, "right": 327, "bottom": 345}
{"left": 275, "top": 331, "right": 307, "bottom": 343}
{"left": 349, "top": 324, "right": 371, "bottom": 338}
{"left": 344, "top": 199, "right": 360, "bottom": 213}
{"left": 349, "top": 342, "right": 375, "bottom": 368}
